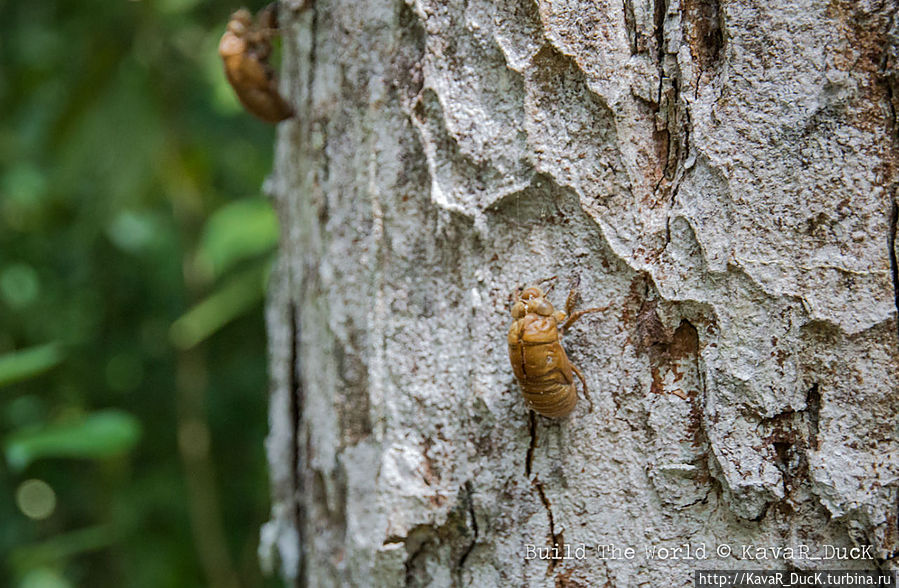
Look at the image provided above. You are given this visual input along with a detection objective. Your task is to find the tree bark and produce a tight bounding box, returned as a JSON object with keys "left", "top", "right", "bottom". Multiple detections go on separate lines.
{"left": 260, "top": 0, "right": 899, "bottom": 585}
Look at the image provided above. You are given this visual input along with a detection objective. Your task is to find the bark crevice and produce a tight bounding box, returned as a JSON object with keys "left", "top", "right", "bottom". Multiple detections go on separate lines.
{"left": 525, "top": 410, "right": 537, "bottom": 478}
{"left": 288, "top": 301, "right": 306, "bottom": 587}
{"left": 532, "top": 477, "right": 563, "bottom": 574}
{"left": 888, "top": 192, "right": 899, "bottom": 346}
{"left": 883, "top": 5, "right": 899, "bottom": 348}
{"left": 805, "top": 384, "right": 820, "bottom": 451}
{"left": 456, "top": 481, "right": 479, "bottom": 573}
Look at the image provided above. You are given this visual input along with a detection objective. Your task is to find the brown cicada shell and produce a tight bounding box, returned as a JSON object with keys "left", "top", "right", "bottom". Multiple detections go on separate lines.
{"left": 507, "top": 281, "right": 605, "bottom": 418}
{"left": 219, "top": 3, "right": 294, "bottom": 123}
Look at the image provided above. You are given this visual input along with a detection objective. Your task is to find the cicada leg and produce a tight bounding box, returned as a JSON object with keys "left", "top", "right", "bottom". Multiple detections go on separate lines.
{"left": 535, "top": 275, "right": 558, "bottom": 293}
{"left": 561, "top": 305, "right": 607, "bottom": 333}
{"left": 560, "top": 279, "right": 606, "bottom": 333}
{"left": 571, "top": 363, "right": 594, "bottom": 412}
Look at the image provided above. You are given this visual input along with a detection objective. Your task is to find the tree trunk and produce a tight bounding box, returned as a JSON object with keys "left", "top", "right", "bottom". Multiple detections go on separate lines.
{"left": 260, "top": 0, "right": 899, "bottom": 585}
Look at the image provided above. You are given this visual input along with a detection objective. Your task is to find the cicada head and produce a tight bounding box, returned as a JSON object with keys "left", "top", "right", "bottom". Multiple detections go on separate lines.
{"left": 512, "top": 286, "right": 555, "bottom": 317}
{"left": 227, "top": 9, "right": 253, "bottom": 36}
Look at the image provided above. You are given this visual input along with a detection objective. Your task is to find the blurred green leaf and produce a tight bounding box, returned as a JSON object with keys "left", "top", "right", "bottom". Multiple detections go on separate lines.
{"left": 5, "top": 410, "right": 141, "bottom": 471}
{"left": 105, "top": 210, "right": 166, "bottom": 254}
{"left": 0, "top": 1, "right": 282, "bottom": 584}
{"left": 0, "top": 263, "right": 41, "bottom": 309}
{"left": 156, "top": 0, "right": 204, "bottom": 15}
{"left": 17, "top": 567, "right": 73, "bottom": 588}
{"left": 170, "top": 261, "right": 269, "bottom": 349}
{"left": 1, "top": 163, "right": 48, "bottom": 230}
{"left": 2, "top": 163, "right": 46, "bottom": 201}
{"left": 104, "top": 352, "right": 144, "bottom": 393}
{"left": 10, "top": 525, "right": 117, "bottom": 576}
{"left": 4, "top": 395, "right": 49, "bottom": 430}
{"left": 0, "top": 343, "right": 64, "bottom": 388}
{"left": 196, "top": 198, "right": 278, "bottom": 280}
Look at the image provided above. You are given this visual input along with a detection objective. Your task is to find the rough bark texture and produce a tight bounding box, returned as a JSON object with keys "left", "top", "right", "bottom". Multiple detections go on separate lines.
{"left": 260, "top": 0, "right": 899, "bottom": 585}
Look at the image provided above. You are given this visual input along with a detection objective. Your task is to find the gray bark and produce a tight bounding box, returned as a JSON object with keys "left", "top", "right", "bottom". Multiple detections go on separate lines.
{"left": 260, "top": 0, "right": 899, "bottom": 585}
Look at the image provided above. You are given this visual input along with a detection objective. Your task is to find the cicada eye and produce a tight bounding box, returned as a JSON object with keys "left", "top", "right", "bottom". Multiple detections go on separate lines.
{"left": 521, "top": 286, "right": 542, "bottom": 300}
{"left": 229, "top": 9, "right": 252, "bottom": 34}
{"left": 533, "top": 300, "right": 553, "bottom": 316}
{"left": 511, "top": 301, "right": 526, "bottom": 319}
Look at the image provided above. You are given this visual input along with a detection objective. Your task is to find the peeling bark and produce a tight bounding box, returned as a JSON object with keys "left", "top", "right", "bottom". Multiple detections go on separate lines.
{"left": 263, "top": 0, "right": 899, "bottom": 585}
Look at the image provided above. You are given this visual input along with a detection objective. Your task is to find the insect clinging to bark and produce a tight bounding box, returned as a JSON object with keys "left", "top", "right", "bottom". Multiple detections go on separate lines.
{"left": 219, "top": 3, "right": 294, "bottom": 123}
{"left": 507, "top": 279, "right": 606, "bottom": 418}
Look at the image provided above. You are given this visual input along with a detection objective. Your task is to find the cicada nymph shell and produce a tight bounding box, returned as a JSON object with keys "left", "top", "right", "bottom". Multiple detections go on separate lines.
{"left": 507, "top": 283, "right": 604, "bottom": 418}
{"left": 219, "top": 3, "right": 294, "bottom": 123}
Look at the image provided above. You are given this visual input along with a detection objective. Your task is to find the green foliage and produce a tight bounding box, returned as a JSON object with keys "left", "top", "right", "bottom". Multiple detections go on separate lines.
{"left": 0, "top": 344, "right": 64, "bottom": 389}
{"left": 170, "top": 262, "right": 270, "bottom": 350}
{"left": 5, "top": 411, "right": 141, "bottom": 471}
{"left": 10, "top": 525, "right": 119, "bottom": 576}
{"left": 0, "top": 0, "right": 284, "bottom": 586}
{"left": 197, "top": 198, "right": 280, "bottom": 280}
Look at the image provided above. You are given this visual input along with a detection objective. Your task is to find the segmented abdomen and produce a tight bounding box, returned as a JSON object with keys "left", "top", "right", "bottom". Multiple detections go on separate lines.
{"left": 508, "top": 317, "right": 577, "bottom": 418}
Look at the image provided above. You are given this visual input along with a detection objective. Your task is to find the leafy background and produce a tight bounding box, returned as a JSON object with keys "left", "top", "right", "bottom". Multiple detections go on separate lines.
{"left": 1, "top": 0, "right": 284, "bottom": 586}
